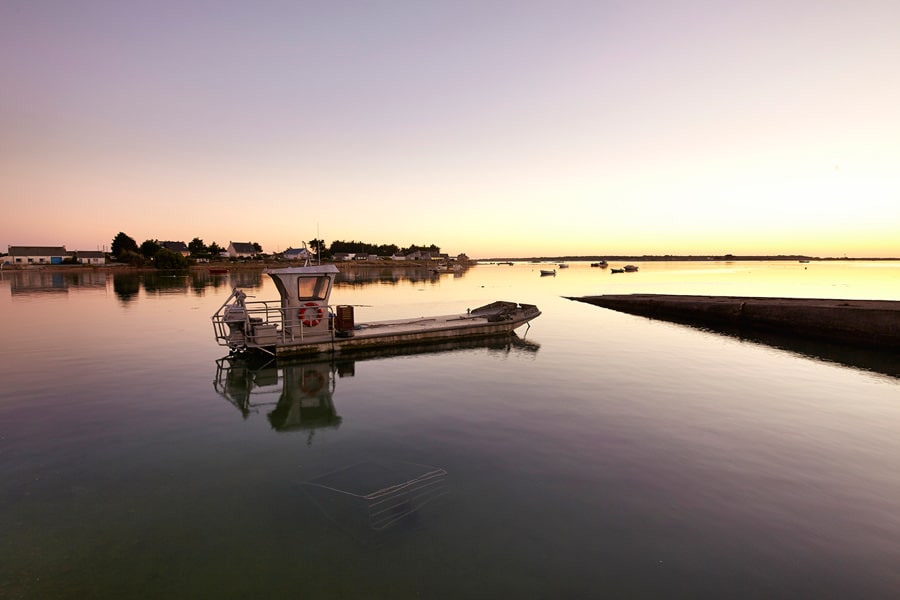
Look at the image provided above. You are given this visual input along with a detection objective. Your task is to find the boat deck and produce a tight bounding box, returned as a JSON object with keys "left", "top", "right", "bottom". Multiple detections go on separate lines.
{"left": 272, "top": 306, "right": 539, "bottom": 357}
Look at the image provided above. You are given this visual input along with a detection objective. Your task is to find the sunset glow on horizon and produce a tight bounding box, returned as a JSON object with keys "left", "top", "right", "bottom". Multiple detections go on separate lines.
{"left": 2, "top": 1, "right": 898, "bottom": 259}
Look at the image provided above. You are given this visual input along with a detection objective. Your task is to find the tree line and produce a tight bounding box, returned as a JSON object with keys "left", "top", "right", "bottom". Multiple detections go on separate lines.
{"left": 109, "top": 232, "right": 443, "bottom": 268}
{"left": 326, "top": 240, "right": 441, "bottom": 257}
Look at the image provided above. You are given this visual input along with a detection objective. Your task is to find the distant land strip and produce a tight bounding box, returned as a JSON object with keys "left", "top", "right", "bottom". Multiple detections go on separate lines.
{"left": 479, "top": 255, "right": 900, "bottom": 262}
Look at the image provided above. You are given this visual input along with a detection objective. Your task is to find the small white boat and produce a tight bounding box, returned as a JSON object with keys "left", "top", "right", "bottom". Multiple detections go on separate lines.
{"left": 540, "top": 269, "right": 556, "bottom": 276}
{"left": 429, "top": 263, "right": 461, "bottom": 274}
{"left": 213, "top": 263, "right": 540, "bottom": 358}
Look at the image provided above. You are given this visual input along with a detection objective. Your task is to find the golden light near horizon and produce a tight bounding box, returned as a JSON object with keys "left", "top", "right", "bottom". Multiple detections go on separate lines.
{"left": 1, "top": 2, "right": 898, "bottom": 259}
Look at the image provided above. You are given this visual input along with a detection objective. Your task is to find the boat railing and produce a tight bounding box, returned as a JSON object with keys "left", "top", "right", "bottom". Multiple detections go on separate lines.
{"left": 212, "top": 289, "right": 339, "bottom": 350}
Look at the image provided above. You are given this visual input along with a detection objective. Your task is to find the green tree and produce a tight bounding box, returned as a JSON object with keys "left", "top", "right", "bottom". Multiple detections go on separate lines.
{"left": 188, "top": 237, "right": 207, "bottom": 256}
{"left": 401, "top": 243, "right": 441, "bottom": 255}
{"left": 111, "top": 232, "right": 139, "bottom": 258}
{"left": 153, "top": 248, "right": 190, "bottom": 270}
{"left": 376, "top": 243, "right": 399, "bottom": 256}
{"left": 308, "top": 239, "right": 327, "bottom": 256}
{"left": 140, "top": 239, "right": 161, "bottom": 259}
{"left": 208, "top": 242, "right": 222, "bottom": 256}
{"left": 118, "top": 250, "right": 146, "bottom": 266}
{"left": 252, "top": 242, "right": 263, "bottom": 253}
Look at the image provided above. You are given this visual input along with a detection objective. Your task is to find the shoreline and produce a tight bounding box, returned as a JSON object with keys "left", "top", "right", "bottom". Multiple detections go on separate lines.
{"left": 4, "top": 255, "right": 899, "bottom": 275}
{"left": 0, "top": 260, "right": 448, "bottom": 274}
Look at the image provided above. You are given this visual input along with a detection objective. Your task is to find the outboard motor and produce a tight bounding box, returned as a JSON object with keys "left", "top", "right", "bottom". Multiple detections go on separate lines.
{"left": 222, "top": 290, "right": 249, "bottom": 341}
{"left": 223, "top": 304, "right": 248, "bottom": 335}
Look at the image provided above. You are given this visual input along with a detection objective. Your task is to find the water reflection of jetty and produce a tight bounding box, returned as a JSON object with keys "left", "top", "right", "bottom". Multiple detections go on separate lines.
{"left": 570, "top": 294, "right": 900, "bottom": 378}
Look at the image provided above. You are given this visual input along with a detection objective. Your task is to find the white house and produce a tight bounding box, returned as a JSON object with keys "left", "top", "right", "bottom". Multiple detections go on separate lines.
{"left": 7, "top": 245, "right": 68, "bottom": 265}
{"left": 227, "top": 242, "right": 258, "bottom": 259}
{"left": 75, "top": 251, "right": 106, "bottom": 265}
{"left": 283, "top": 247, "right": 312, "bottom": 261}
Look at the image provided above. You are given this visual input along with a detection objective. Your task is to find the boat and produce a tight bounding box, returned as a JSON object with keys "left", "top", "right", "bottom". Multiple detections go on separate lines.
{"left": 623, "top": 265, "right": 639, "bottom": 272}
{"left": 610, "top": 268, "right": 625, "bottom": 274}
{"left": 429, "top": 263, "right": 461, "bottom": 274}
{"left": 212, "top": 263, "right": 540, "bottom": 358}
{"left": 558, "top": 263, "right": 569, "bottom": 269}
{"left": 590, "top": 261, "right": 608, "bottom": 268}
{"left": 209, "top": 267, "right": 229, "bottom": 274}
{"left": 540, "top": 269, "right": 556, "bottom": 276}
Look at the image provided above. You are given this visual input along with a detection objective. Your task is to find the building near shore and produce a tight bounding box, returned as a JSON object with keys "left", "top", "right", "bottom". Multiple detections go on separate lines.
{"left": 159, "top": 241, "right": 190, "bottom": 257}
{"left": 227, "top": 242, "right": 258, "bottom": 259}
{"left": 75, "top": 251, "right": 106, "bottom": 265}
{"left": 7, "top": 245, "right": 69, "bottom": 265}
{"left": 283, "top": 247, "right": 312, "bottom": 261}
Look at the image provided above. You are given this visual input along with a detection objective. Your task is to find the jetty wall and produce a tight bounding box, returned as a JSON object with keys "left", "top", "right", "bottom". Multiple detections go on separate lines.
{"left": 569, "top": 295, "right": 900, "bottom": 349}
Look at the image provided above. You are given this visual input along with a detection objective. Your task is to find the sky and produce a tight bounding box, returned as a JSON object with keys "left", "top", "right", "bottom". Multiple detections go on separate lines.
{"left": 2, "top": 0, "right": 899, "bottom": 259}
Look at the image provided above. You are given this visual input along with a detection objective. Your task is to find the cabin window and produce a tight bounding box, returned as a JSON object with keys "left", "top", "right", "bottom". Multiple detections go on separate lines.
{"left": 297, "top": 276, "right": 328, "bottom": 300}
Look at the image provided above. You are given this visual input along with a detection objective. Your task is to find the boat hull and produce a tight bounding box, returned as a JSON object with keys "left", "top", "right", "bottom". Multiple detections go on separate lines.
{"left": 273, "top": 309, "right": 540, "bottom": 358}
{"left": 215, "top": 297, "right": 540, "bottom": 358}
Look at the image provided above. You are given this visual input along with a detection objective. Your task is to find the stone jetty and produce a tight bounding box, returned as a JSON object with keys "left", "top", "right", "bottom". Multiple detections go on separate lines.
{"left": 568, "top": 295, "right": 900, "bottom": 349}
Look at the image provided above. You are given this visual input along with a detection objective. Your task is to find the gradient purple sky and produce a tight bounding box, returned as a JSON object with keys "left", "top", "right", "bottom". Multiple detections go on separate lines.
{"left": 2, "top": 0, "right": 898, "bottom": 258}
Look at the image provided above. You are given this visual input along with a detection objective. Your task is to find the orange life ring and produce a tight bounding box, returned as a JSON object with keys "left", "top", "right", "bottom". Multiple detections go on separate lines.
{"left": 301, "top": 370, "right": 325, "bottom": 395}
{"left": 299, "top": 302, "right": 324, "bottom": 327}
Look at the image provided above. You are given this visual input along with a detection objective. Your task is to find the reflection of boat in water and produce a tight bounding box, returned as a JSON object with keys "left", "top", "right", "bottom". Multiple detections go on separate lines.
{"left": 212, "top": 262, "right": 540, "bottom": 358}
{"left": 540, "top": 269, "right": 556, "bottom": 276}
{"left": 213, "top": 354, "right": 449, "bottom": 537}
{"left": 214, "top": 356, "right": 342, "bottom": 438}
{"left": 213, "top": 336, "right": 539, "bottom": 537}
{"left": 213, "top": 335, "right": 541, "bottom": 436}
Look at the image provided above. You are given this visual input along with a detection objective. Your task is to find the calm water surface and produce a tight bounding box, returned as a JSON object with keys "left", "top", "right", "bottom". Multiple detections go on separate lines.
{"left": 2, "top": 261, "right": 899, "bottom": 598}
